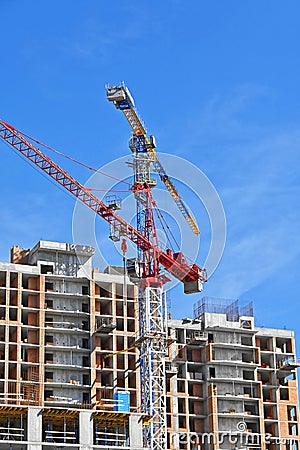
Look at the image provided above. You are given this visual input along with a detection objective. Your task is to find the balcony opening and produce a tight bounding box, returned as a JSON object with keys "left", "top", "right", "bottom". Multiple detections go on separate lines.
{"left": 127, "top": 302, "right": 135, "bottom": 317}
{"left": 100, "top": 300, "right": 112, "bottom": 315}
{"left": 127, "top": 337, "right": 135, "bottom": 349}
{"left": 116, "top": 301, "right": 124, "bottom": 316}
{"left": 128, "top": 373, "right": 136, "bottom": 388}
{"left": 261, "top": 354, "right": 272, "bottom": 368}
{"left": 82, "top": 338, "right": 89, "bottom": 349}
{"left": 82, "top": 286, "right": 89, "bottom": 295}
{"left": 101, "top": 371, "right": 113, "bottom": 387}
{"left": 0, "top": 327, "right": 5, "bottom": 342}
{"left": 243, "top": 370, "right": 254, "bottom": 381}
{"left": 82, "top": 356, "right": 89, "bottom": 367}
{"left": 177, "top": 380, "right": 185, "bottom": 393}
{"left": 41, "top": 265, "right": 53, "bottom": 275}
{"left": 44, "top": 390, "right": 53, "bottom": 401}
{"left": 9, "top": 308, "right": 17, "bottom": 321}
{"left": 117, "top": 374, "right": 125, "bottom": 388}
{"left": 0, "top": 307, "right": 5, "bottom": 321}
{"left": 245, "top": 403, "right": 258, "bottom": 416}
{"left": 264, "top": 404, "right": 276, "bottom": 420}
{"left": 45, "top": 353, "right": 53, "bottom": 363}
{"left": 127, "top": 285, "right": 135, "bottom": 300}
{"left": 45, "top": 335, "right": 53, "bottom": 345}
{"left": 258, "top": 337, "right": 272, "bottom": 351}
{"left": 45, "top": 282, "right": 54, "bottom": 291}
{"left": 178, "top": 398, "right": 186, "bottom": 414}
{"left": 276, "top": 337, "right": 292, "bottom": 354}
{"left": 166, "top": 396, "right": 171, "bottom": 413}
{"left": 128, "top": 355, "right": 136, "bottom": 370}
{"left": 100, "top": 336, "right": 113, "bottom": 351}
{"left": 241, "top": 336, "right": 253, "bottom": 346}
{"left": 208, "top": 333, "right": 214, "bottom": 343}
{"left": 117, "top": 354, "right": 125, "bottom": 370}
{"left": 117, "top": 318, "right": 124, "bottom": 331}
{"left": 263, "top": 389, "right": 272, "bottom": 402}
{"left": 287, "top": 405, "right": 297, "bottom": 421}
{"left": 82, "top": 374, "right": 90, "bottom": 385}
{"left": 45, "top": 371, "right": 53, "bottom": 382}
{"left": 280, "top": 388, "right": 289, "bottom": 400}
{"left": 176, "top": 329, "right": 185, "bottom": 344}
{"left": 288, "top": 423, "right": 298, "bottom": 436}
{"left": 245, "top": 421, "right": 259, "bottom": 433}
{"left": 127, "top": 319, "right": 135, "bottom": 332}
{"left": 45, "top": 299, "right": 53, "bottom": 309}
{"left": 178, "top": 415, "right": 186, "bottom": 429}
{"left": 209, "top": 367, "right": 216, "bottom": 378}
{"left": 82, "top": 303, "right": 89, "bottom": 312}
{"left": 45, "top": 317, "right": 53, "bottom": 327}
{"left": 98, "top": 283, "right": 112, "bottom": 298}
{"left": 166, "top": 378, "right": 171, "bottom": 393}
{"left": 82, "top": 320, "right": 89, "bottom": 331}
{"left": 242, "top": 353, "right": 254, "bottom": 363}
{"left": 82, "top": 392, "right": 90, "bottom": 404}
{"left": 116, "top": 284, "right": 123, "bottom": 300}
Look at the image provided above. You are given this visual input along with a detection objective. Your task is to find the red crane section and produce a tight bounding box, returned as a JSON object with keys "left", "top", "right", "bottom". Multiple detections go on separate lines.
{"left": 0, "top": 120, "right": 207, "bottom": 291}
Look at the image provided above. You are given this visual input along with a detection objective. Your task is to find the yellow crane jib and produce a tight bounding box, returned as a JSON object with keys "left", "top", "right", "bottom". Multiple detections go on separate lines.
{"left": 105, "top": 83, "right": 200, "bottom": 236}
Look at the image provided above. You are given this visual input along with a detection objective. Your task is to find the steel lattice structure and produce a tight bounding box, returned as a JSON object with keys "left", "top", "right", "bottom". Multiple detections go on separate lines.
{"left": 139, "top": 286, "right": 168, "bottom": 450}
{"left": 0, "top": 119, "right": 205, "bottom": 287}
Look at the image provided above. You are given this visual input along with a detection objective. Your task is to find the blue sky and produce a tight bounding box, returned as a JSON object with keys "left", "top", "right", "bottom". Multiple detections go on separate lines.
{"left": 0, "top": 1, "right": 300, "bottom": 345}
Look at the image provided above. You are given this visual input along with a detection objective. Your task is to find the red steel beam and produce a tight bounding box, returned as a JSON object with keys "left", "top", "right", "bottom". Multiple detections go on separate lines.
{"left": 0, "top": 120, "right": 206, "bottom": 284}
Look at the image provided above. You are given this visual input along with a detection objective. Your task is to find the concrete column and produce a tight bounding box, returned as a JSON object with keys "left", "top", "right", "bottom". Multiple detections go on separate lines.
{"left": 27, "top": 406, "right": 42, "bottom": 450}
{"left": 129, "top": 414, "right": 144, "bottom": 449}
{"left": 79, "top": 410, "right": 94, "bottom": 450}
{"left": 170, "top": 328, "right": 179, "bottom": 450}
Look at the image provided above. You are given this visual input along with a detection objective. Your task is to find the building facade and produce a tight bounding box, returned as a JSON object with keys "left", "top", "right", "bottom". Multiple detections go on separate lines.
{"left": 166, "top": 298, "right": 300, "bottom": 450}
{"left": 0, "top": 240, "right": 143, "bottom": 449}
{"left": 0, "top": 240, "right": 298, "bottom": 449}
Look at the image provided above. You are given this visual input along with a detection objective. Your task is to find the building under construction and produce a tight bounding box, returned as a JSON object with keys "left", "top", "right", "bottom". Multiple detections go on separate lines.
{"left": 0, "top": 239, "right": 299, "bottom": 449}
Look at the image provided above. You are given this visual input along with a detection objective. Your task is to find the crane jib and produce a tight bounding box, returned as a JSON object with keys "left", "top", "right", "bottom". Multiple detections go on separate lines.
{"left": 0, "top": 120, "right": 206, "bottom": 287}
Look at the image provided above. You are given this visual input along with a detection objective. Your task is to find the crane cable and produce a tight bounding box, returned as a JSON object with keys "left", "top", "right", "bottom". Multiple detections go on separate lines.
{"left": 151, "top": 196, "right": 181, "bottom": 251}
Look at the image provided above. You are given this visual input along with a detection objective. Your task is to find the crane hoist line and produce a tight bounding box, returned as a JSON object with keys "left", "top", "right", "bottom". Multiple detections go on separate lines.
{"left": 106, "top": 83, "right": 200, "bottom": 236}
{"left": 0, "top": 119, "right": 206, "bottom": 293}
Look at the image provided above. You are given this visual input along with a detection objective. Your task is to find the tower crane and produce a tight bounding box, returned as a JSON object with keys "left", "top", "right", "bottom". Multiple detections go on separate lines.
{"left": 0, "top": 87, "right": 206, "bottom": 450}
{"left": 106, "top": 84, "right": 204, "bottom": 450}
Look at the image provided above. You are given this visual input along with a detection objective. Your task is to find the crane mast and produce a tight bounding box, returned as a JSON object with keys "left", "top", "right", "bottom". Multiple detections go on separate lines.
{"left": 0, "top": 87, "right": 206, "bottom": 450}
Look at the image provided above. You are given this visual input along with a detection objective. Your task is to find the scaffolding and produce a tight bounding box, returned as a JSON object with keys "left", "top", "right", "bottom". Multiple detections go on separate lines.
{"left": 0, "top": 407, "right": 26, "bottom": 441}
{"left": 42, "top": 408, "right": 78, "bottom": 444}
{"left": 94, "top": 412, "right": 129, "bottom": 447}
{"left": 194, "top": 297, "right": 254, "bottom": 321}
